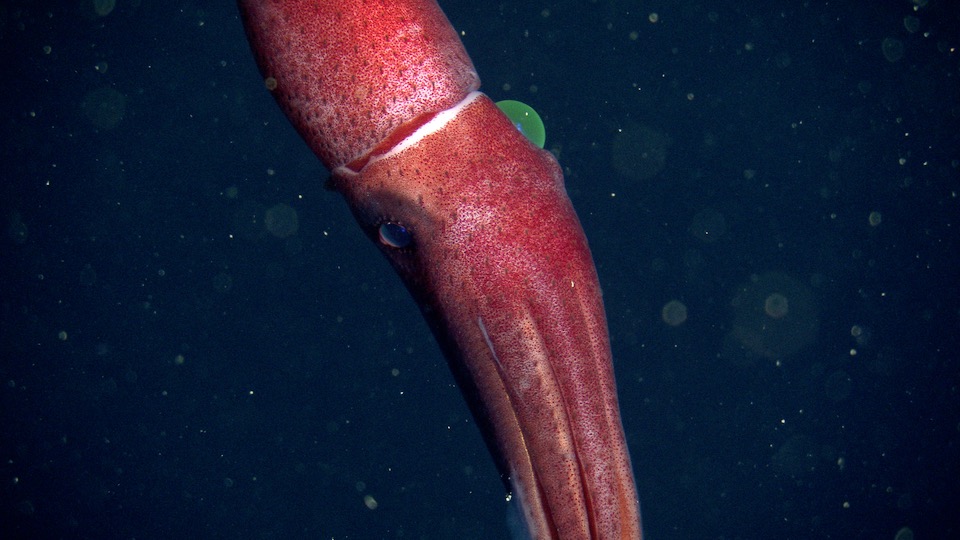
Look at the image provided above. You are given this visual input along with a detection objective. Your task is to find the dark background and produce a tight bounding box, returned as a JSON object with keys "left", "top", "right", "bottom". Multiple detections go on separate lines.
{"left": 2, "top": 1, "right": 958, "bottom": 538}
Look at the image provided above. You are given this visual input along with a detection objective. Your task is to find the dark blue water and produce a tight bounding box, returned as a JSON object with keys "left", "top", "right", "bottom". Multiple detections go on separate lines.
{"left": 2, "top": 1, "right": 957, "bottom": 539}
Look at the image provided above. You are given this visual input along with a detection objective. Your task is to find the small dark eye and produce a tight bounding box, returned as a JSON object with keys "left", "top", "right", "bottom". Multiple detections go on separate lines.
{"left": 378, "top": 222, "right": 412, "bottom": 248}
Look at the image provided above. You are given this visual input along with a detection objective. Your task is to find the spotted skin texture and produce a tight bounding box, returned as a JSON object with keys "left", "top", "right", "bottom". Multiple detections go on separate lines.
{"left": 238, "top": 1, "right": 641, "bottom": 538}
{"left": 238, "top": 0, "right": 478, "bottom": 169}
{"left": 332, "top": 94, "right": 640, "bottom": 539}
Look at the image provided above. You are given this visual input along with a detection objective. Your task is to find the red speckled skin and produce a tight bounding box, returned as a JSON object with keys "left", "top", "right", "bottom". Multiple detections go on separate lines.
{"left": 333, "top": 94, "right": 642, "bottom": 539}
{"left": 238, "top": 1, "right": 640, "bottom": 538}
{"left": 238, "top": 0, "right": 478, "bottom": 169}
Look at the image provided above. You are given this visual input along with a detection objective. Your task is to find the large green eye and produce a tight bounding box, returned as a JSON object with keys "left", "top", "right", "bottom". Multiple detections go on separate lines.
{"left": 496, "top": 100, "right": 546, "bottom": 149}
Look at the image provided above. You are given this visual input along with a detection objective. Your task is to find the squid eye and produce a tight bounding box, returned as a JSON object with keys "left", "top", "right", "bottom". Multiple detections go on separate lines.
{"left": 378, "top": 222, "right": 412, "bottom": 248}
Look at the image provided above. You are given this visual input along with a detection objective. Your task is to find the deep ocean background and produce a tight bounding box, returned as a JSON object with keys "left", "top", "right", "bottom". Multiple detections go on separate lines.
{"left": 2, "top": 1, "right": 958, "bottom": 539}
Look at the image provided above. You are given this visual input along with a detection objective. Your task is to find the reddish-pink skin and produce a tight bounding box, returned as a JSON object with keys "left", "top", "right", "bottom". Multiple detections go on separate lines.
{"left": 238, "top": 0, "right": 478, "bottom": 169}
{"left": 238, "top": 1, "right": 641, "bottom": 538}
